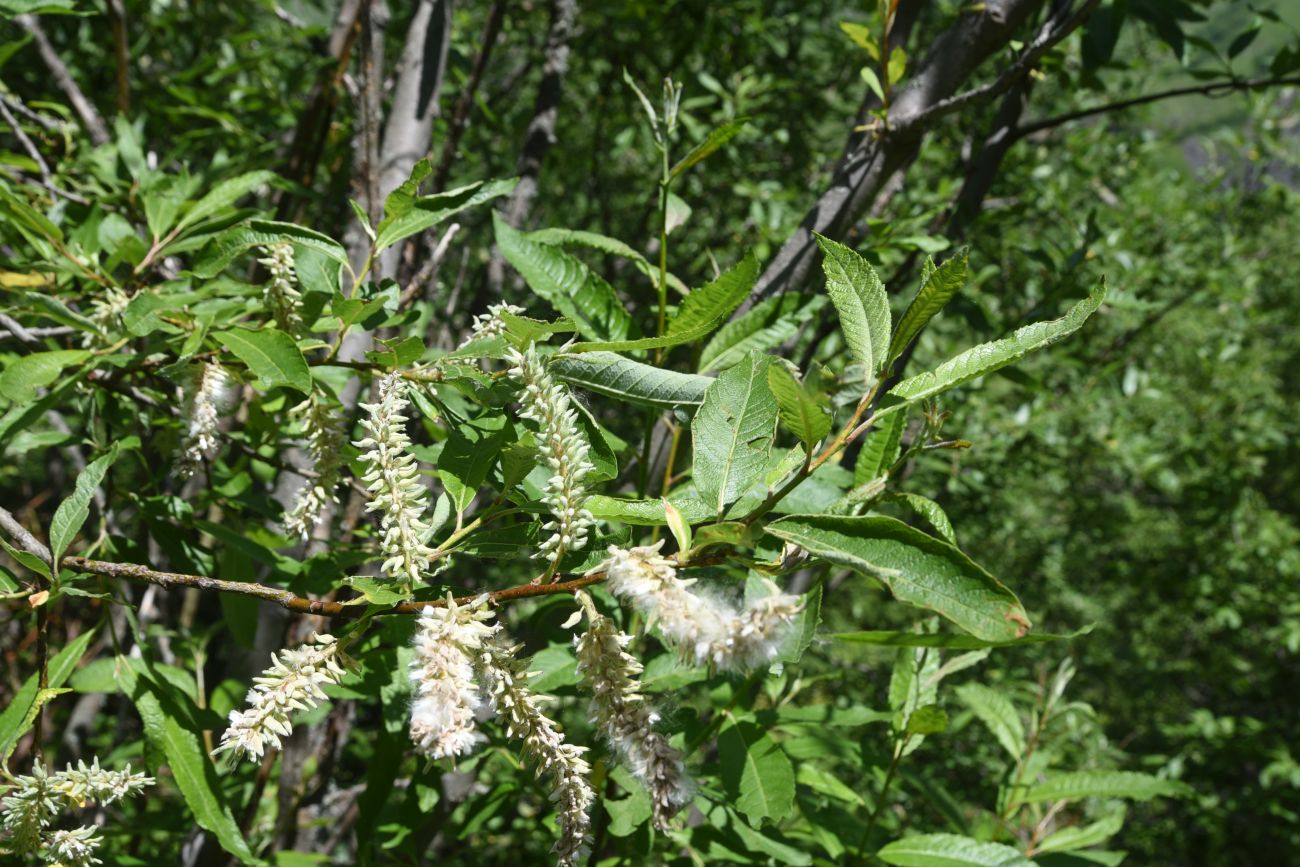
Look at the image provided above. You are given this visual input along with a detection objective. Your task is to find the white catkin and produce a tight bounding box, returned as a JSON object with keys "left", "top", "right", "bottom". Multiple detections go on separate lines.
{"left": 0, "top": 758, "right": 152, "bottom": 858}
{"left": 481, "top": 638, "right": 594, "bottom": 866}
{"left": 505, "top": 344, "right": 596, "bottom": 565}
{"left": 82, "top": 287, "right": 130, "bottom": 346}
{"left": 408, "top": 594, "right": 498, "bottom": 760}
{"left": 177, "top": 362, "right": 229, "bottom": 478}
{"left": 596, "top": 541, "right": 802, "bottom": 670}
{"left": 354, "top": 373, "right": 436, "bottom": 585}
{"left": 258, "top": 242, "right": 304, "bottom": 332}
{"left": 214, "top": 633, "right": 348, "bottom": 764}
{"left": 573, "top": 593, "right": 692, "bottom": 828}
{"left": 459, "top": 302, "right": 525, "bottom": 347}
{"left": 283, "top": 391, "right": 346, "bottom": 539}
{"left": 43, "top": 826, "right": 101, "bottom": 867}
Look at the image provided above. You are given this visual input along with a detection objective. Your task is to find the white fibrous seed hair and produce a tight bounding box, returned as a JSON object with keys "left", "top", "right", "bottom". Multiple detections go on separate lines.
{"left": 408, "top": 594, "right": 498, "bottom": 760}
{"left": 284, "top": 391, "right": 346, "bottom": 539}
{"left": 460, "top": 302, "right": 525, "bottom": 347}
{"left": 481, "top": 638, "right": 594, "bottom": 866}
{"left": 0, "top": 758, "right": 152, "bottom": 857}
{"left": 213, "top": 633, "right": 348, "bottom": 764}
{"left": 505, "top": 344, "right": 596, "bottom": 565}
{"left": 177, "top": 362, "right": 229, "bottom": 478}
{"left": 572, "top": 593, "right": 692, "bottom": 828}
{"left": 354, "top": 373, "right": 436, "bottom": 585}
{"left": 596, "top": 541, "right": 803, "bottom": 670}
{"left": 258, "top": 242, "right": 304, "bottom": 332}
{"left": 43, "top": 826, "right": 101, "bottom": 867}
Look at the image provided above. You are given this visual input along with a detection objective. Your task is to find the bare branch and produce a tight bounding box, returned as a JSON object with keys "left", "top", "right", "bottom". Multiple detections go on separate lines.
{"left": 0, "top": 96, "right": 52, "bottom": 181}
{"left": 0, "top": 506, "right": 52, "bottom": 565}
{"left": 432, "top": 0, "right": 509, "bottom": 192}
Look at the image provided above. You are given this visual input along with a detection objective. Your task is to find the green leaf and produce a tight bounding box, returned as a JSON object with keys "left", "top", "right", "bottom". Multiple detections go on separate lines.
{"left": 796, "top": 762, "right": 865, "bottom": 805}
{"left": 764, "top": 515, "right": 1030, "bottom": 641}
{"left": 724, "top": 807, "right": 813, "bottom": 865}
{"left": 192, "top": 219, "right": 347, "bottom": 279}
{"left": 130, "top": 668, "right": 258, "bottom": 863}
{"left": 815, "top": 234, "right": 891, "bottom": 375}
{"left": 699, "top": 294, "right": 825, "bottom": 373}
{"left": 49, "top": 443, "right": 119, "bottom": 569}
{"left": 829, "top": 627, "right": 1092, "bottom": 649}
{"left": 551, "top": 351, "right": 713, "bottom": 408}
{"left": 1007, "top": 771, "right": 1193, "bottom": 808}
{"left": 718, "top": 719, "right": 795, "bottom": 824}
{"left": 175, "top": 170, "right": 277, "bottom": 234}
{"left": 438, "top": 416, "right": 509, "bottom": 515}
{"left": 767, "top": 363, "right": 832, "bottom": 448}
{"left": 840, "top": 21, "right": 880, "bottom": 59}
{"left": 692, "top": 351, "right": 779, "bottom": 517}
{"left": 878, "top": 833, "right": 1035, "bottom": 867}
{"left": 0, "top": 628, "right": 94, "bottom": 764}
{"left": 856, "top": 408, "right": 908, "bottom": 485}
{"left": 494, "top": 214, "right": 631, "bottom": 341}
{"left": 0, "top": 349, "right": 91, "bottom": 403}
{"left": 954, "top": 683, "right": 1025, "bottom": 759}
{"left": 889, "top": 249, "right": 968, "bottom": 363}
{"left": 906, "top": 704, "right": 949, "bottom": 736}
{"left": 214, "top": 327, "right": 312, "bottom": 394}
{"left": 375, "top": 177, "right": 517, "bottom": 252}
{"left": 670, "top": 117, "right": 749, "bottom": 178}
{"left": 777, "top": 583, "right": 822, "bottom": 664}
{"left": 1035, "top": 811, "right": 1125, "bottom": 855}
{"left": 891, "top": 492, "right": 957, "bottom": 545}
{"left": 861, "top": 66, "right": 885, "bottom": 102}
{"left": 883, "top": 282, "right": 1107, "bottom": 415}
{"left": 585, "top": 494, "right": 714, "bottom": 525}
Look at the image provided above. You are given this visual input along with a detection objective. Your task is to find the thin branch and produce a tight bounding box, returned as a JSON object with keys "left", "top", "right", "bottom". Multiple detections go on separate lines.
{"left": 15, "top": 14, "right": 110, "bottom": 146}
{"left": 431, "top": 0, "right": 509, "bottom": 192}
{"left": 0, "top": 96, "right": 52, "bottom": 181}
{"left": 104, "top": 0, "right": 131, "bottom": 114}
{"left": 896, "top": 0, "right": 1099, "bottom": 134}
{"left": 1012, "top": 74, "right": 1300, "bottom": 140}
{"left": 0, "top": 506, "right": 52, "bottom": 565}
{"left": 0, "top": 92, "right": 62, "bottom": 132}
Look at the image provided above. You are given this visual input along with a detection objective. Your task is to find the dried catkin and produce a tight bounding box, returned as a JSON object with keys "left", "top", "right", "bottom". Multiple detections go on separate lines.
{"left": 177, "top": 362, "right": 229, "bottom": 478}
{"left": 283, "top": 390, "right": 346, "bottom": 539}
{"left": 572, "top": 593, "right": 691, "bottom": 827}
{"left": 354, "top": 373, "right": 436, "bottom": 586}
{"left": 408, "top": 594, "right": 497, "bottom": 759}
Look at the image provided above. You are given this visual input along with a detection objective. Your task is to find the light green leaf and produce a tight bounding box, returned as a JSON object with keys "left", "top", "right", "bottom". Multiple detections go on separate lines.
{"left": 585, "top": 494, "right": 714, "bottom": 525}
{"left": 883, "top": 282, "right": 1107, "bottom": 415}
{"left": 670, "top": 117, "right": 749, "bottom": 178}
{"left": 494, "top": 214, "right": 630, "bottom": 341}
{"left": 49, "top": 443, "right": 119, "bottom": 569}
{"left": 131, "top": 669, "right": 258, "bottom": 863}
{"left": 878, "top": 833, "right": 1035, "bottom": 867}
{"left": 692, "top": 351, "right": 779, "bottom": 517}
{"left": 891, "top": 492, "right": 957, "bottom": 545}
{"left": 671, "top": 252, "right": 759, "bottom": 335}
{"left": 856, "top": 408, "right": 908, "bottom": 485}
{"left": 765, "top": 515, "right": 1030, "bottom": 641}
{"left": 375, "top": 177, "right": 516, "bottom": 252}
{"left": 955, "top": 682, "right": 1025, "bottom": 759}
{"left": 861, "top": 65, "right": 885, "bottom": 102}
{"left": 840, "top": 21, "right": 880, "bottom": 59}
{"left": 829, "top": 627, "right": 1092, "bottom": 649}
{"left": 1035, "top": 811, "right": 1125, "bottom": 855}
{"left": 0, "top": 628, "right": 95, "bottom": 764}
{"left": 176, "top": 170, "right": 277, "bottom": 234}
{"left": 724, "top": 807, "right": 813, "bottom": 865}
{"left": 816, "top": 234, "right": 891, "bottom": 375}
{"left": 767, "top": 363, "right": 832, "bottom": 448}
{"left": 776, "top": 582, "right": 822, "bottom": 664}
{"left": 889, "top": 249, "right": 968, "bottom": 363}
{"left": 551, "top": 351, "right": 713, "bottom": 408}
{"left": 1007, "top": 771, "right": 1193, "bottom": 808}
{"left": 699, "top": 294, "right": 825, "bottom": 373}
{"left": 214, "top": 327, "right": 312, "bottom": 394}
{"left": 192, "top": 219, "right": 347, "bottom": 278}
{"left": 907, "top": 704, "right": 950, "bottom": 736}
{"left": 0, "top": 349, "right": 91, "bottom": 403}
{"left": 796, "top": 762, "right": 865, "bottom": 805}
{"left": 718, "top": 719, "right": 795, "bottom": 824}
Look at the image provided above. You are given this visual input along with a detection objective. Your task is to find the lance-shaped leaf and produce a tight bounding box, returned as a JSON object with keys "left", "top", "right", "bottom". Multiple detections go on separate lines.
{"left": 881, "top": 282, "right": 1107, "bottom": 416}
{"left": 888, "top": 249, "right": 969, "bottom": 363}
{"left": 193, "top": 219, "right": 347, "bottom": 278}
{"left": 765, "top": 515, "right": 1030, "bottom": 641}
{"left": 1035, "top": 811, "right": 1125, "bottom": 854}
{"left": 375, "top": 175, "right": 516, "bottom": 252}
{"left": 175, "top": 170, "right": 277, "bottom": 235}
{"left": 955, "top": 682, "right": 1025, "bottom": 759}
{"left": 0, "top": 349, "right": 91, "bottom": 403}
{"left": 670, "top": 117, "right": 749, "bottom": 178}
{"left": 767, "top": 363, "right": 832, "bottom": 448}
{"left": 878, "top": 833, "right": 1035, "bottom": 867}
{"left": 50, "top": 443, "right": 120, "bottom": 570}
{"left": 494, "top": 214, "right": 631, "bottom": 341}
{"left": 692, "top": 351, "right": 779, "bottom": 517}
{"left": 815, "top": 233, "right": 891, "bottom": 375}
{"left": 829, "top": 627, "right": 1092, "bottom": 649}
{"left": 214, "top": 327, "right": 312, "bottom": 394}
{"left": 551, "top": 351, "right": 713, "bottom": 408}
{"left": 890, "top": 492, "right": 957, "bottom": 545}
{"left": 1006, "top": 770, "right": 1193, "bottom": 809}
{"left": 700, "top": 293, "right": 825, "bottom": 373}
{"left": 718, "top": 719, "right": 795, "bottom": 824}
{"left": 855, "top": 407, "right": 908, "bottom": 485}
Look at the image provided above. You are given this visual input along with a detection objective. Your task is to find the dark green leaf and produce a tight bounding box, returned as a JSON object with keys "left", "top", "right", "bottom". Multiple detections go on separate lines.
{"left": 551, "top": 351, "right": 713, "bottom": 408}
{"left": 49, "top": 443, "right": 119, "bottom": 568}
{"left": 670, "top": 117, "right": 749, "bottom": 178}
{"left": 815, "top": 234, "right": 891, "bottom": 375}
{"left": 214, "top": 327, "right": 312, "bottom": 394}
{"left": 888, "top": 249, "right": 968, "bottom": 363}
{"left": 692, "top": 352, "right": 779, "bottom": 517}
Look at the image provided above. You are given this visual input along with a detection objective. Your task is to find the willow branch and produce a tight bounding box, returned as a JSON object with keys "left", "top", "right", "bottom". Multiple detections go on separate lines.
{"left": 15, "top": 14, "right": 110, "bottom": 146}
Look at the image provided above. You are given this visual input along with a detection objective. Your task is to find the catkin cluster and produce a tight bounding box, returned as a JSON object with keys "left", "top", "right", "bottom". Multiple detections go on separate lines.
{"left": 177, "top": 362, "right": 229, "bottom": 478}
{"left": 258, "top": 242, "right": 304, "bottom": 332}
{"left": 214, "top": 633, "right": 348, "bottom": 764}
{"left": 1, "top": 758, "right": 152, "bottom": 866}
{"left": 506, "top": 344, "right": 595, "bottom": 566}
{"left": 460, "top": 302, "right": 525, "bottom": 346}
{"left": 283, "top": 390, "right": 346, "bottom": 539}
{"left": 573, "top": 592, "right": 692, "bottom": 827}
{"left": 355, "top": 373, "right": 436, "bottom": 586}
{"left": 597, "top": 541, "right": 802, "bottom": 670}
{"left": 408, "top": 595, "right": 498, "bottom": 760}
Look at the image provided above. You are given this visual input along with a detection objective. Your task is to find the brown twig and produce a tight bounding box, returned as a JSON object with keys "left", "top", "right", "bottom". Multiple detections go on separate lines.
{"left": 431, "top": 0, "right": 509, "bottom": 192}
{"left": 104, "top": 0, "right": 131, "bottom": 114}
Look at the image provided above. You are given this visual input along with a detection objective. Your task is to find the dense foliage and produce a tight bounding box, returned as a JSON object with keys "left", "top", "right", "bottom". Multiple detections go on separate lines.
{"left": 1, "top": 1, "right": 1297, "bottom": 866}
